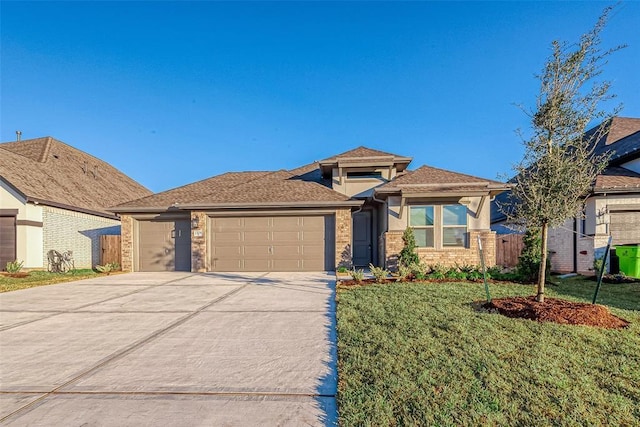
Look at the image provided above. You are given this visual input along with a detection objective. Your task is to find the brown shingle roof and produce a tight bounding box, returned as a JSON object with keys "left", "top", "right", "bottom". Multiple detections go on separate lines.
{"left": 0, "top": 137, "right": 151, "bottom": 217}
{"left": 112, "top": 171, "right": 270, "bottom": 209}
{"left": 379, "top": 165, "right": 507, "bottom": 191}
{"left": 320, "top": 146, "right": 407, "bottom": 161}
{"left": 594, "top": 166, "right": 640, "bottom": 192}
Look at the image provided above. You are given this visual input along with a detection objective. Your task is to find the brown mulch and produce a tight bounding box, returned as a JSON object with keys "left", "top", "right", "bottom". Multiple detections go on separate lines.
{"left": 484, "top": 296, "right": 629, "bottom": 329}
{"left": 0, "top": 272, "right": 30, "bottom": 278}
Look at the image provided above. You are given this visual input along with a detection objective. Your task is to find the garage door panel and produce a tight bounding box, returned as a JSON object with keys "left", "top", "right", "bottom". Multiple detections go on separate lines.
{"left": 272, "top": 231, "right": 301, "bottom": 242}
{"left": 243, "top": 232, "right": 271, "bottom": 243}
{"left": 209, "top": 215, "right": 333, "bottom": 272}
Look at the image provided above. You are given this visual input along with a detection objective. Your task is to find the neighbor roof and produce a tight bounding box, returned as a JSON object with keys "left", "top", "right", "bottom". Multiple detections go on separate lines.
{"left": 594, "top": 166, "right": 640, "bottom": 194}
{"left": 0, "top": 137, "right": 151, "bottom": 218}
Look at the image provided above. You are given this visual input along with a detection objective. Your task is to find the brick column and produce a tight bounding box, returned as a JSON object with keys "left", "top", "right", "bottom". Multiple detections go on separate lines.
{"left": 335, "top": 208, "right": 352, "bottom": 269}
{"left": 191, "top": 211, "right": 207, "bottom": 272}
{"left": 120, "top": 215, "right": 134, "bottom": 272}
{"left": 384, "top": 231, "right": 404, "bottom": 270}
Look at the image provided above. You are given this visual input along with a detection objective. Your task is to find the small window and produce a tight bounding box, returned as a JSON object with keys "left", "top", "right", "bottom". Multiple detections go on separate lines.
{"left": 409, "top": 206, "right": 434, "bottom": 247}
{"left": 346, "top": 171, "right": 383, "bottom": 179}
{"left": 443, "top": 205, "right": 467, "bottom": 247}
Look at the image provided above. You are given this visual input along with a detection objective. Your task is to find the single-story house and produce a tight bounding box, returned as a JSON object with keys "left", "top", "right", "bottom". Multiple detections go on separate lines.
{"left": 111, "top": 147, "right": 509, "bottom": 272}
{"left": 491, "top": 117, "right": 640, "bottom": 274}
{"left": 0, "top": 136, "right": 152, "bottom": 270}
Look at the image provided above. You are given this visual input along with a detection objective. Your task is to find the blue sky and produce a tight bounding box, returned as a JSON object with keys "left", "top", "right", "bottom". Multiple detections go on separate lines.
{"left": 2, "top": 1, "right": 639, "bottom": 193}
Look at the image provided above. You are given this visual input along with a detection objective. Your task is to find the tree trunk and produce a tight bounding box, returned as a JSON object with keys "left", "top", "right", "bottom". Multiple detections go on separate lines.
{"left": 536, "top": 222, "right": 549, "bottom": 303}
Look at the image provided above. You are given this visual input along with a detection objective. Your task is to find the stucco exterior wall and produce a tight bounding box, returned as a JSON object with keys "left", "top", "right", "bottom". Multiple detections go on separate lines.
{"left": 42, "top": 206, "right": 120, "bottom": 268}
{"left": 331, "top": 167, "right": 396, "bottom": 198}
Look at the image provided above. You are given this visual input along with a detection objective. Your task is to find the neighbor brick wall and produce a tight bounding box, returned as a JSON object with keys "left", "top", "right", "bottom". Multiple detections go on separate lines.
{"left": 191, "top": 211, "right": 207, "bottom": 272}
{"left": 547, "top": 219, "right": 574, "bottom": 273}
{"left": 384, "top": 230, "right": 496, "bottom": 270}
{"left": 43, "top": 206, "right": 120, "bottom": 269}
{"left": 336, "top": 208, "right": 352, "bottom": 268}
{"left": 120, "top": 215, "right": 134, "bottom": 272}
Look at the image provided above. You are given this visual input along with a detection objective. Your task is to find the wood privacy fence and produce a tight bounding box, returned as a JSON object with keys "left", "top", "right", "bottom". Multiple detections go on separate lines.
{"left": 495, "top": 234, "right": 524, "bottom": 267}
{"left": 100, "top": 235, "right": 121, "bottom": 266}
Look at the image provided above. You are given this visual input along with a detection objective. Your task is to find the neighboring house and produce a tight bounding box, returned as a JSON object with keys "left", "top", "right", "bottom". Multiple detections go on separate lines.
{"left": 0, "top": 136, "right": 152, "bottom": 270}
{"left": 491, "top": 117, "right": 640, "bottom": 274}
{"left": 111, "top": 147, "right": 509, "bottom": 272}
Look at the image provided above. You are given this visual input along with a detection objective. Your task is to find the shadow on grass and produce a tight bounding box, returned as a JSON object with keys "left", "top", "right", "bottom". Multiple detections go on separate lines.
{"left": 549, "top": 277, "right": 640, "bottom": 312}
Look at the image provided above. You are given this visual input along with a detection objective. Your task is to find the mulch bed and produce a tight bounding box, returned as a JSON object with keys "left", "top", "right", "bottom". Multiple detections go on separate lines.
{"left": 338, "top": 277, "right": 492, "bottom": 287}
{"left": 0, "top": 272, "right": 30, "bottom": 278}
{"left": 484, "top": 296, "right": 629, "bottom": 329}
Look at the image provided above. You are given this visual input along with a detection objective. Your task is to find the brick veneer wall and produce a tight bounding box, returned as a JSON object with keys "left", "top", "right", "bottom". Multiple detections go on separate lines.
{"left": 384, "top": 230, "right": 497, "bottom": 270}
{"left": 336, "top": 208, "right": 352, "bottom": 268}
{"left": 191, "top": 211, "right": 207, "bottom": 272}
{"left": 120, "top": 215, "right": 134, "bottom": 272}
{"left": 43, "top": 206, "right": 120, "bottom": 268}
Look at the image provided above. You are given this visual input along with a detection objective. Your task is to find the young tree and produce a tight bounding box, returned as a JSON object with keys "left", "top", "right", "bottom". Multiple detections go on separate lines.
{"left": 509, "top": 6, "right": 624, "bottom": 302}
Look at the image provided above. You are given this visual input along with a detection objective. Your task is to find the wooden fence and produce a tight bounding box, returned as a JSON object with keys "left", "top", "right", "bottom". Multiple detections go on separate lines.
{"left": 495, "top": 234, "right": 524, "bottom": 267}
{"left": 100, "top": 235, "right": 121, "bottom": 266}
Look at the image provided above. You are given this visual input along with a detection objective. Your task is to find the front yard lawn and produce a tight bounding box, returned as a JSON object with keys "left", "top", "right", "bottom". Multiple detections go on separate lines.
{"left": 336, "top": 278, "right": 639, "bottom": 426}
{"left": 0, "top": 269, "right": 101, "bottom": 292}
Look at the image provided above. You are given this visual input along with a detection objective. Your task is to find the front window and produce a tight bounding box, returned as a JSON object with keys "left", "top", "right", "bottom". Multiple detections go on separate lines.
{"left": 409, "top": 206, "right": 434, "bottom": 247}
{"left": 443, "top": 205, "right": 467, "bottom": 247}
{"left": 408, "top": 204, "right": 467, "bottom": 248}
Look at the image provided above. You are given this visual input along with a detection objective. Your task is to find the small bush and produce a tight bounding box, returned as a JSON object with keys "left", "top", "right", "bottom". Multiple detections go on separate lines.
{"left": 96, "top": 262, "right": 120, "bottom": 275}
{"left": 396, "top": 264, "right": 412, "bottom": 281}
{"left": 337, "top": 266, "right": 349, "bottom": 274}
{"left": 409, "top": 262, "right": 430, "bottom": 280}
{"left": 398, "top": 228, "right": 420, "bottom": 267}
{"left": 369, "top": 264, "right": 389, "bottom": 283}
{"left": 5, "top": 260, "right": 24, "bottom": 274}
{"left": 351, "top": 268, "right": 365, "bottom": 283}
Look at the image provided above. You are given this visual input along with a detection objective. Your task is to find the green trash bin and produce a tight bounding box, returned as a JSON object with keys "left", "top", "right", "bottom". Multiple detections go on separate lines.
{"left": 615, "top": 245, "right": 640, "bottom": 278}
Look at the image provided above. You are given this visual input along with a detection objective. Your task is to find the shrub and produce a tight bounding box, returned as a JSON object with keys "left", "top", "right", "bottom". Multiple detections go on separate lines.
{"left": 516, "top": 229, "right": 550, "bottom": 282}
{"left": 337, "top": 266, "right": 349, "bottom": 274}
{"left": 409, "top": 262, "right": 430, "bottom": 280}
{"left": 398, "top": 228, "right": 420, "bottom": 268}
{"left": 96, "top": 262, "right": 120, "bottom": 275}
{"left": 467, "top": 270, "right": 483, "bottom": 281}
{"left": 5, "top": 260, "right": 24, "bottom": 274}
{"left": 396, "top": 264, "right": 412, "bottom": 281}
{"left": 351, "top": 268, "right": 365, "bottom": 283}
{"left": 369, "top": 264, "right": 390, "bottom": 283}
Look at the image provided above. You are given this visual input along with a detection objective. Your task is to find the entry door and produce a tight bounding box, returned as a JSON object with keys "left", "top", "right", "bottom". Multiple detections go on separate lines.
{"left": 138, "top": 220, "right": 191, "bottom": 272}
{"left": 0, "top": 215, "right": 16, "bottom": 271}
{"left": 352, "top": 211, "right": 372, "bottom": 267}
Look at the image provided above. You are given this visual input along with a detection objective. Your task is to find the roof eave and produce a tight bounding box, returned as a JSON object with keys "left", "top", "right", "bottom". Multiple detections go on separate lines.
{"left": 179, "top": 200, "right": 364, "bottom": 209}
{"left": 26, "top": 197, "right": 120, "bottom": 220}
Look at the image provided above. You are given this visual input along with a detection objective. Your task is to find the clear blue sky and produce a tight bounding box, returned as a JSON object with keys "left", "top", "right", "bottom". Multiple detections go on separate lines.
{"left": 2, "top": 1, "right": 639, "bottom": 193}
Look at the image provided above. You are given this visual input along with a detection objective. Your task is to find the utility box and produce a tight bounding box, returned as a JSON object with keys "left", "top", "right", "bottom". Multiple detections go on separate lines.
{"left": 615, "top": 245, "right": 640, "bottom": 278}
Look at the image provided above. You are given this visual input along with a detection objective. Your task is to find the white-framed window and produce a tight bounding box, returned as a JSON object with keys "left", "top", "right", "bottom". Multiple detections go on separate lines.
{"left": 408, "top": 204, "right": 467, "bottom": 248}
{"left": 442, "top": 204, "right": 467, "bottom": 247}
{"left": 409, "top": 206, "right": 435, "bottom": 248}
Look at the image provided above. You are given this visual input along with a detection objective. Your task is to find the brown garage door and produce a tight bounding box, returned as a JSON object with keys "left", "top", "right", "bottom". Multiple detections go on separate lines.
{"left": 210, "top": 215, "right": 334, "bottom": 271}
{"left": 138, "top": 219, "right": 191, "bottom": 271}
{"left": 610, "top": 211, "right": 640, "bottom": 245}
{"left": 0, "top": 215, "right": 17, "bottom": 271}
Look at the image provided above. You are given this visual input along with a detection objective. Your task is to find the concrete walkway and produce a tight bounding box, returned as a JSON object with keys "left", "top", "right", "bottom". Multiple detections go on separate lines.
{"left": 0, "top": 272, "right": 337, "bottom": 426}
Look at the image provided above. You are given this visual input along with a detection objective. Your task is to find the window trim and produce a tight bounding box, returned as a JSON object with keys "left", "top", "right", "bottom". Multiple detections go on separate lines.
{"left": 408, "top": 204, "right": 468, "bottom": 249}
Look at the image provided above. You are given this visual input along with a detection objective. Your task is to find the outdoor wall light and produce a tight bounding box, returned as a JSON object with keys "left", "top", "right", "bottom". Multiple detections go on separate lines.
{"left": 191, "top": 217, "right": 199, "bottom": 229}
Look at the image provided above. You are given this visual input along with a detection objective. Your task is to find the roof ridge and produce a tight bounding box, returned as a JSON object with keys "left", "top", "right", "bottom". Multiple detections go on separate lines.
{"left": 412, "top": 164, "right": 501, "bottom": 184}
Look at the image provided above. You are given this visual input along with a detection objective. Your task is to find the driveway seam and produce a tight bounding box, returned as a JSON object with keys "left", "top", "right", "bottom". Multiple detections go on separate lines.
{"left": 0, "top": 273, "right": 263, "bottom": 423}
{"left": 0, "top": 274, "right": 197, "bottom": 332}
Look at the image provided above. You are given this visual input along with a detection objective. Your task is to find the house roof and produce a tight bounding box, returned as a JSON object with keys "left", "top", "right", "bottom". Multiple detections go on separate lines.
{"left": 594, "top": 166, "right": 640, "bottom": 193}
{"left": 110, "top": 165, "right": 358, "bottom": 212}
{"left": 0, "top": 137, "right": 151, "bottom": 218}
{"left": 377, "top": 165, "right": 509, "bottom": 196}
{"left": 318, "top": 146, "right": 412, "bottom": 175}
{"left": 592, "top": 117, "right": 640, "bottom": 164}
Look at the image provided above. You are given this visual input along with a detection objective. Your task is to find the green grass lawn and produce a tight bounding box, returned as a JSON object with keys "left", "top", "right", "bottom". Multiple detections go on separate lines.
{"left": 336, "top": 278, "right": 640, "bottom": 426}
{"left": 0, "top": 269, "right": 103, "bottom": 292}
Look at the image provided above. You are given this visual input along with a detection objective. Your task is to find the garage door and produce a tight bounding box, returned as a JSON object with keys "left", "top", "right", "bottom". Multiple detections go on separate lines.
{"left": 210, "top": 215, "right": 334, "bottom": 271}
{"left": 138, "top": 219, "right": 191, "bottom": 271}
{"left": 0, "top": 215, "right": 16, "bottom": 271}
{"left": 610, "top": 211, "right": 640, "bottom": 245}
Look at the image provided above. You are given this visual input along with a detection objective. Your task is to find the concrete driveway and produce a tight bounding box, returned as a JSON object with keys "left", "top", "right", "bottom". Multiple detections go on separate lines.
{"left": 0, "top": 272, "right": 337, "bottom": 426}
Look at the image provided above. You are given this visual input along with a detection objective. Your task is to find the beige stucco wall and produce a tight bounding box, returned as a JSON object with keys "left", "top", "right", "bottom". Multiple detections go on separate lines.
{"left": 331, "top": 167, "right": 395, "bottom": 198}
{"left": 1, "top": 180, "right": 44, "bottom": 268}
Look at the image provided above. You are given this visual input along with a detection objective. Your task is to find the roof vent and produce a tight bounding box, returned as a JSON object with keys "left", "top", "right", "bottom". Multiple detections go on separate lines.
{"left": 16, "top": 131, "right": 22, "bottom": 141}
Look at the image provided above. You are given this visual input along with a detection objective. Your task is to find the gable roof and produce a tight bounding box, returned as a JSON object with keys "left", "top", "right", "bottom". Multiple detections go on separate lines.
{"left": 0, "top": 137, "right": 151, "bottom": 218}
{"left": 592, "top": 117, "right": 640, "bottom": 164}
{"left": 318, "top": 145, "right": 412, "bottom": 175}
{"left": 377, "top": 165, "right": 509, "bottom": 195}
